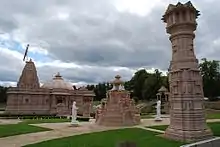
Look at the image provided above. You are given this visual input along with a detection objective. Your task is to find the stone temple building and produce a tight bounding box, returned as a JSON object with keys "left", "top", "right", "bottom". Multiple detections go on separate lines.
{"left": 96, "top": 75, "right": 140, "bottom": 126}
{"left": 5, "top": 59, "right": 94, "bottom": 117}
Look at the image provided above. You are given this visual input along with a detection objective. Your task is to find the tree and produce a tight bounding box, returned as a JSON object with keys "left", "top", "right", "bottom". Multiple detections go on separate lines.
{"left": 142, "top": 69, "right": 165, "bottom": 100}
{"left": 199, "top": 58, "right": 220, "bottom": 99}
{"left": 129, "top": 69, "right": 149, "bottom": 100}
{"left": 0, "top": 86, "right": 8, "bottom": 103}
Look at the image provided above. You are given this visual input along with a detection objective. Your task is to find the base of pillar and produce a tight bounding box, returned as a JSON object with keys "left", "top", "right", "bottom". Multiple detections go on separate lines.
{"left": 164, "top": 126, "right": 213, "bottom": 142}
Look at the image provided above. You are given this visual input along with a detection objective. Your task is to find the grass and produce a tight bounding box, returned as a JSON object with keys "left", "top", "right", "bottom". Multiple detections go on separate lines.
{"left": 206, "top": 113, "right": 220, "bottom": 119}
{"left": 147, "top": 122, "right": 220, "bottom": 136}
{"left": 23, "top": 128, "right": 185, "bottom": 147}
{"left": 140, "top": 114, "right": 154, "bottom": 119}
{"left": 0, "top": 123, "right": 51, "bottom": 138}
{"left": 0, "top": 116, "right": 90, "bottom": 138}
{"left": 0, "top": 118, "right": 71, "bottom": 138}
{"left": 148, "top": 125, "right": 168, "bottom": 131}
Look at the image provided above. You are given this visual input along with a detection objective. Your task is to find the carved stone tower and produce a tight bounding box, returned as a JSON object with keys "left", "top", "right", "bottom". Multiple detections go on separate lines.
{"left": 162, "top": 1, "right": 212, "bottom": 141}
{"left": 17, "top": 59, "right": 40, "bottom": 89}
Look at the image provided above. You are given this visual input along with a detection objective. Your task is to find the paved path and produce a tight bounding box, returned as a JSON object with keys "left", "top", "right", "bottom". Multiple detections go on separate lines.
{"left": 0, "top": 119, "right": 21, "bottom": 125}
{"left": 136, "top": 126, "right": 165, "bottom": 133}
{"left": 0, "top": 118, "right": 220, "bottom": 147}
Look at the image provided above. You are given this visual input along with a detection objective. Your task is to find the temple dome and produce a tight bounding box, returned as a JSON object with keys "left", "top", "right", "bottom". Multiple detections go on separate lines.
{"left": 41, "top": 72, "right": 73, "bottom": 90}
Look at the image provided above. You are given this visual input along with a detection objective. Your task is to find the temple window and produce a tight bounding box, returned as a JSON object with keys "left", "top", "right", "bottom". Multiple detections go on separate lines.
{"left": 182, "top": 11, "right": 186, "bottom": 21}
{"left": 57, "top": 99, "right": 63, "bottom": 104}
{"left": 176, "top": 12, "right": 180, "bottom": 23}
{"left": 25, "top": 98, "right": 29, "bottom": 103}
{"left": 46, "top": 99, "right": 49, "bottom": 103}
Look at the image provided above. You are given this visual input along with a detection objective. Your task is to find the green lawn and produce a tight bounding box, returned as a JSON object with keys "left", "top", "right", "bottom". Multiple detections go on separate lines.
{"left": 0, "top": 118, "right": 71, "bottom": 138}
{"left": 148, "top": 122, "right": 220, "bottom": 136}
{"left": 0, "top": 123, "right": 51, "bottom": 138}
{"left": 23, "top": 128, "right": 185, "bottom": 147}
{"left": 140, "top": 114, "right": 154, "bottom": 119}
{"left": 206, "top": 113, "right": 220, "bottom": 119}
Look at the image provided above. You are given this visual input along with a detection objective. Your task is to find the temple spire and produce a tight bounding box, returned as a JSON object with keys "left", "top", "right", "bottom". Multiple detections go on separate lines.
{"left": 17, "top": 59, "right": 40, "bottom": 89}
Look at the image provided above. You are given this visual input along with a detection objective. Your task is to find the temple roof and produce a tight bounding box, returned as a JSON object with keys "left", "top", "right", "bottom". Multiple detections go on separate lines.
{"left": 158, "top": 86, "right": 168, "bottom": 92}
{"left": 17, "top": 59, "right": 40, "bottom": 89}
{"left": 112, "top": 75, "right": 123, "bottom": 85}
{"left": 41, "top": 72, "right": 74, "bottom": 90}
{"left": 162, "top": 1, "right": 200, "bottom": 22}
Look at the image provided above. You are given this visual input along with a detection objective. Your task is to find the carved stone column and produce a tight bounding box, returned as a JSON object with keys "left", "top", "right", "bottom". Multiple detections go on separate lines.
{"left": 162, "top": 1, "right": 212, "bottom": 142}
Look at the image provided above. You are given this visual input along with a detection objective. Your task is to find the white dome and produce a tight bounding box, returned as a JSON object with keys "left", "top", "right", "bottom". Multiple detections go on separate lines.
{"left": 41, "top": 72, "right": 73, "bottom": 90}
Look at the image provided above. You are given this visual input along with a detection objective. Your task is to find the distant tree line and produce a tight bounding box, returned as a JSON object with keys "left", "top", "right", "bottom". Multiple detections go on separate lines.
{"left": 199, "top": 58, "right": 220, "bottom": 100}
{"left": 0, "top": 86, "right": 8, "bottom": 103}
{"left": 0, "top": 58, "right": 220, "bottom": 103}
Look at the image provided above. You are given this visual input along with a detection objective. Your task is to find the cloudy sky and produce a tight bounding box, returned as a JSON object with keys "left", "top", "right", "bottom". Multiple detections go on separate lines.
{"left": 0, "top": 0, "right": 219, "bottom": 87}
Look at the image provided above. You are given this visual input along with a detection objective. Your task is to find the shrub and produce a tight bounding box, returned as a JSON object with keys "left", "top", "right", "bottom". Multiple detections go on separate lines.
{"left": 90, "top": 113, "right": 96, "bottom": 118}
{"left": 0, "top": 113, "right": 91, "bottom": 121}
{"left": 76, "top": 116, "right": 90, "bottom": 121}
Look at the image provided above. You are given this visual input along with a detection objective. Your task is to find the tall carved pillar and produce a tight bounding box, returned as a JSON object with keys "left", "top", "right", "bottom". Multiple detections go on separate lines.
{"left": 162, "top": 1, "right": 212, "bottom": 142}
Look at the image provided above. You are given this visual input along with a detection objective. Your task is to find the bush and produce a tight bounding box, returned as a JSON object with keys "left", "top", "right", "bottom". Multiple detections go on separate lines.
{"left": 0, "top": 113, "right": 56, "bottom": 117}
{"left": 90, "top": 113, "right": 95, "bottom": 118}
{"left": 0, "top": 113, "right": 91, "bottom": 121}
{"left": 76, "top": 116, "right": 90, "bottom": 121}
{"left": 0, "top": 114, "right": 68, "bottom": 120}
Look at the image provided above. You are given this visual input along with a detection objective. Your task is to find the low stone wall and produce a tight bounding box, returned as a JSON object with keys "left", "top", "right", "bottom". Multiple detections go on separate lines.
{"left": 180, "top": 137, "right": 220, "bottom": 147}
{"left": 205, "top": 101, "right": 220, "bottom": 110}
{"left": 206, "top": 109, "right": 220, "bottom": 114}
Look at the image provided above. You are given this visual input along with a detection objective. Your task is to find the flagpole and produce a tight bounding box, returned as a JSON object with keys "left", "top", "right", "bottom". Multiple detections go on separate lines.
{"left": 23, "top": 44, "right": 29, "bottom": 62}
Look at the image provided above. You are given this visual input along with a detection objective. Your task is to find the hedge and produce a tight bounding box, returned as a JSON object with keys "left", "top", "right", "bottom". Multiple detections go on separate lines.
{"left": 0, "top": 114, "right": 90, "bottom": 121}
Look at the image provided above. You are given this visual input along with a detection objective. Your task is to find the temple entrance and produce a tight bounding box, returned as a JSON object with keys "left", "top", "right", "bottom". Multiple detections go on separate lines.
{"left": 56, "top": 103, "right": 66, "bottom": 116}
{"left": 55, "top": 95, "right": 67, "bottom": 116}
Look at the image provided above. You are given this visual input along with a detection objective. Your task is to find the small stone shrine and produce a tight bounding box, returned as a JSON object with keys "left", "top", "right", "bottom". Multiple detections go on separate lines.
{"left": 96, "top": 75, "right": 140, "bottom": 126}
{"left": 156, "top": 86, "right": 169, "bottom": 102}
{"left": 162, "top": 1, "right": 213, "bottom": 141}
{"left": 156, "top": 86, "right": 170, "bottom": 114}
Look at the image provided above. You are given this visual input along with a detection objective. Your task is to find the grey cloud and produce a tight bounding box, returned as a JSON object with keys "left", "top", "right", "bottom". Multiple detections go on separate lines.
{"left": 0, "top": 50, "right": 134, "bottom": 85}
{"left": 37, "top": 65, "right": 134, "bottom": 84}
{"left": 0, "top": 0, "right": 220, "bottom": 85}
{"left": 3, "top": 0, "right": 171, "bottom": 70}
{"left": 0, "top": 51, "right": 24, "bottom": 82}
{"left": 23, "top": 5, "right": 171, "bottom": 69}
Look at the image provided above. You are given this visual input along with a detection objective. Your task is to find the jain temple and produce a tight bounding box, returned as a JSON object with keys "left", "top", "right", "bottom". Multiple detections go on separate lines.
{"left": 5, "top": 59, "right": 94, "bottom": 117}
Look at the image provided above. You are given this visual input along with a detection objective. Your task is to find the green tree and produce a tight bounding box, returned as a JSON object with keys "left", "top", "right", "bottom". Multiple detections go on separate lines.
{"left": 0, "top": 86, "right": 8, "bottom": 103}
{"left": 129, "top": 69, "right": 149, "bottom": 100}
{"left": 142, "top": 69, "right": 165, "bottom": 100}
{"left": 199, "top": 58, "right": 220, "bottom": 99}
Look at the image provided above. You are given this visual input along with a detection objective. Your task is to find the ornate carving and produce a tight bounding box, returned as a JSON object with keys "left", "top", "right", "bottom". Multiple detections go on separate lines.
{"left": 162, "top": 1, "right": 213, "bottom": 141}
{"left": 17, "top": 59, "right": 40, "bottom": 89}
{"left": 96, "top": 75, "right": 140, "bottom": 126}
